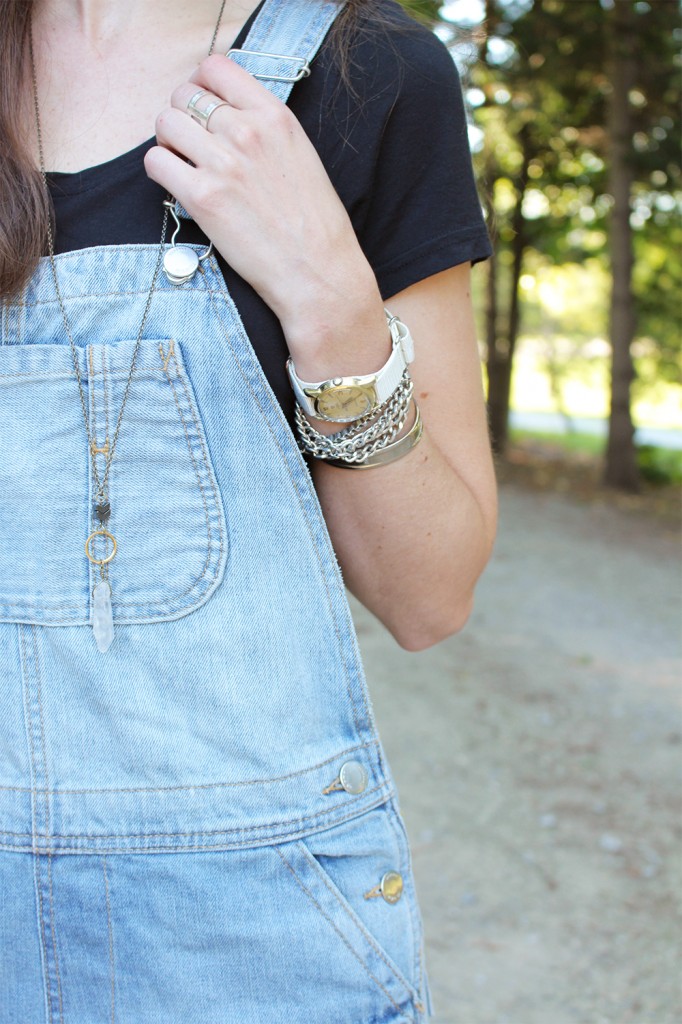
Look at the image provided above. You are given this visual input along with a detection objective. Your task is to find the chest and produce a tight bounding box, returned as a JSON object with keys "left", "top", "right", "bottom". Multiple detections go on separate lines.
{"left": 29, "top": 15, "right": 253, "bottom": 173}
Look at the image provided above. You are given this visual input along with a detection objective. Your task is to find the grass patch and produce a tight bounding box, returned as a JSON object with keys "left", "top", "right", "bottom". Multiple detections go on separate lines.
{"left": 509, "top": 428, "right": 682, "bottom": 485}
{"left": 509, "top": 428, "right": 604, "bottom": 457}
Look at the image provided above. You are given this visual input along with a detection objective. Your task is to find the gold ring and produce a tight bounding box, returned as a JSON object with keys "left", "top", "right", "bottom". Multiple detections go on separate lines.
{"left": 85, "top": 529, "right": 117, "bottom": 567}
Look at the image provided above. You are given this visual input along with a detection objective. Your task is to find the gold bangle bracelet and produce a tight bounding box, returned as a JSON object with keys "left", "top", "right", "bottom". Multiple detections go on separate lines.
{"left": 326, "top": 402, "right": 423, "bottom": 469}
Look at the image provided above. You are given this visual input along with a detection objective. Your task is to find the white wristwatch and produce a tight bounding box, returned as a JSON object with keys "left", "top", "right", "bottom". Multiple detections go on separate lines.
{"left": 286, "top": 310, "right": 415, "bottom": 423}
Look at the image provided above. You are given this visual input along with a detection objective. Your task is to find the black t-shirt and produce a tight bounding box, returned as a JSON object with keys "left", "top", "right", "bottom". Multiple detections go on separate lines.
{"left": 47, "top": 0, "right": 492, "bottom": 428}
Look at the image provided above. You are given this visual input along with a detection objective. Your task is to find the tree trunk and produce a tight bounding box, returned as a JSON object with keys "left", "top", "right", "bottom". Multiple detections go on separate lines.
{"left": 483, "top": 182, "right": 506, "bottom": 452}
{"left": 486, "top": 124, "right": 530, "bottom": 454}
{"left": 604, "top": 0, "right": 640, "bottom": 491}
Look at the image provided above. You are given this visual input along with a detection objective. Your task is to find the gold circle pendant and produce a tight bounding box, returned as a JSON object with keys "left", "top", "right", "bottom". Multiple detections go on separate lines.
{"left": 85, "top": 529, "right": 117, "bottom": 567}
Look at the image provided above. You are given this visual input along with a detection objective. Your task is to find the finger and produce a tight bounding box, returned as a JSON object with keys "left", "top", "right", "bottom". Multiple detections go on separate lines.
{"left": 189, "top": 52, "right": 275, "bottom": 110}
{"left": 154, "top": 105, "right": 218, "bottom": 165}
{"left": 170, "top": 84, "right": 232, "bottom": 134}
{"left": 143, "top": 143, "right": 199, "bottom": 209}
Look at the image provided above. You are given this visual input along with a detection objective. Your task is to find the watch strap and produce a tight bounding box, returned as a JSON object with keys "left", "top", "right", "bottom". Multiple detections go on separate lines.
{"left": 287, "top": 311, "right": 415, "bottom": 421}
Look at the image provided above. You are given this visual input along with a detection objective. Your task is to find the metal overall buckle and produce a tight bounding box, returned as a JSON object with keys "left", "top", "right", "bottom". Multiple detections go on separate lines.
{"left": 226, "top": 49, "right": 311, "bottom": 84}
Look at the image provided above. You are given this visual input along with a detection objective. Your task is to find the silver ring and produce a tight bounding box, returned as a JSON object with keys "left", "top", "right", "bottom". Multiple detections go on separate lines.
{"left": 187, "top": 90, "right": 229, "bottom": 130}
{"left": 187, "top": 89, "right": 208, "bottom": 116}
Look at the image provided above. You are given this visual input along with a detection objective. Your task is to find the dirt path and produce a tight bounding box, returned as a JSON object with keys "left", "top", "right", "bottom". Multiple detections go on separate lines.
{"left": 350, "top": 482, "right": 682, "bottom": 1024}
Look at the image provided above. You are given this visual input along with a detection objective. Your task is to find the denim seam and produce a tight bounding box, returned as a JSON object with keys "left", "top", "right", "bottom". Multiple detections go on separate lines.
{"left": 20, "top": 625, "right": 53, "bottom": 1023}
{"left": 33, "top": 855, "right": 53, "bottom": 1024}
{"left": 46, "top": 854, "right": 65, "bottom": 1024}
{"left": 161, "top": 341, "right": 213, "bottom": 587}
{"left": 88, "top": 344, "right": 99, "bottom": 598}
{"left": 274, "top": 845, "right": 403, "bottom": 1015}
{"left": 19, "top": 625, "right": 39, "bottom": 844}
{"left": 102, "top": 856, "right": 116, "bottom": 1023}
{"left": 293, "top": 837, "right": 420, "bottom": 1006}
{"left": 0, "top": 790, "right": 394, "bottom": 850}
{"left": 14, "top": 287, "right": 207, "bottom": 309}
{"left": 103, "top": 345, "right": 111, "bottom": 461}
{"left": 0, "top": 782, "right": 390, "bottom": 840}
{"left": 19, "top": 625, "right": 55, "bottom": 1023}
{"left": 33, "top": 626, "right": 66, "bottom": 1023}
{"left": 206, "top": 282, "right": 365, "bottom": 740}
{"left": 384, "top": 797, "right": 423, "bottom": 1008}
{"left": 0, "top": 739, "right": 378, "bottom": 793}
{"left": 108, "top": 339, "right": 223, "bottom": 609}
{"left": 0, "top": 368, "right": 173, "bottom": 383}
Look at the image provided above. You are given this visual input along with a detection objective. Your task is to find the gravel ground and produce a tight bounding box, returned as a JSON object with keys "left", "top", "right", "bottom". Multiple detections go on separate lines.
{"left": 350, "top": 482, "right": 682, "bottom": 1024}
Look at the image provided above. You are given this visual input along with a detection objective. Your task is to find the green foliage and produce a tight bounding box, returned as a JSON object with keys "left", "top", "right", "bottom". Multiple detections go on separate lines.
{"left": 394, "top": 0, "right": 442, "bottom": 26}
{"left": 636, "top": 445, "right": 682, "bottom": 486}
{"left": 462, "top": 0, "right": 681, "bottom": 412}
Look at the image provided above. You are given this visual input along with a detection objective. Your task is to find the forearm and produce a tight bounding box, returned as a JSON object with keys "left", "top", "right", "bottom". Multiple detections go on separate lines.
{"left": 313, "top": 427, "right": 495, "bottom": 651}
{"left": 283, "top": 265, "right": 498, "bottom": 652}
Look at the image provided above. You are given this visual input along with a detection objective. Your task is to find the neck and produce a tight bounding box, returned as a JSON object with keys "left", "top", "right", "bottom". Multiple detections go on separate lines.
{"left": 33, "top": 0, "right": 241, "bottom": 45}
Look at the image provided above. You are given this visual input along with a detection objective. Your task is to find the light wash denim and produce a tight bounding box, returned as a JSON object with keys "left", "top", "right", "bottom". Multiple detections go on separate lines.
{"left": 0, "top": 2, "right": 433, "bottom": 1020}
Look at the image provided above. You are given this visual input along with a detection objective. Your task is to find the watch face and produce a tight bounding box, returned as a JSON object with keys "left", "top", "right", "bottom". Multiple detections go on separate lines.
{"left": 315, "top": 386, "right": 373, "bottom": 421}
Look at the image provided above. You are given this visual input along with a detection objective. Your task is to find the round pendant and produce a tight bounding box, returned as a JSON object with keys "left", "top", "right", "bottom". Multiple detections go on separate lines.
{"left": 85, "top": 528, "right": 117, "bottom": 567}
{"left": 163, "top": 246, "right": 199, "bottom": 285}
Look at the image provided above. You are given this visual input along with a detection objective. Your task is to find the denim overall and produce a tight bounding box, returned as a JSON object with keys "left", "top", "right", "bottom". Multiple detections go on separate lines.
{"left": 0, "top": 2, "right": 432, "bottom": 1021}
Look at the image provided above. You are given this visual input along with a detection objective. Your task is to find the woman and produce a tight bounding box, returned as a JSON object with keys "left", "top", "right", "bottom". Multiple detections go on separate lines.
{"left": 0, "top": 0, "right": 496, "bottom": 1020}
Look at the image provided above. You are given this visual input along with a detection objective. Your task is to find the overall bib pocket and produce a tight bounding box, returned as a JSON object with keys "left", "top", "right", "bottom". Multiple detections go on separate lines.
{"left": 0, "top": 337, "right": 227, "bottom": 625}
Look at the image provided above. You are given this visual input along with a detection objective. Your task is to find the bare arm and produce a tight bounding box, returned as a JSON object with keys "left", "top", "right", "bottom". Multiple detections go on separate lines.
{"left": 311, "top": 264, "right": 497, "bottom": 651}
{"left": 145, "top": 55, "right": 497, "bottom": 649}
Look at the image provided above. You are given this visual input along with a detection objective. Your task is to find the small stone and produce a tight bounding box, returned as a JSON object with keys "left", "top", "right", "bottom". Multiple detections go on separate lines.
{"left": 539, "top": 813, "right": 558, "bottom": 829}
{"left": 599, "top": 833, "right": 623, "bottom": 854}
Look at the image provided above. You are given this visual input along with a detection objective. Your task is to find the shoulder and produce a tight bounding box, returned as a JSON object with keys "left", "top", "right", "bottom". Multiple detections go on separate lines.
{"left": 295, "top": 1, "right": 464, "bottom": 160}
{"left": 333, "top": 0, "right": 462, "bottom": 108}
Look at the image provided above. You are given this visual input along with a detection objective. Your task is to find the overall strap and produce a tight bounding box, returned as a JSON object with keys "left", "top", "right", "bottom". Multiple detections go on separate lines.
{"left": 230, "top": 0, "right": 345, "bottom": 104}
{"left": 175, "top": 0, "right": 345, "bottom": 220}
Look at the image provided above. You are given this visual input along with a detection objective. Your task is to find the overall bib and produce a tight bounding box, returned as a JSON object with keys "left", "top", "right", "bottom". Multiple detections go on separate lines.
{"left": 0, "top": 2, "right": 432, "bottom": 1021}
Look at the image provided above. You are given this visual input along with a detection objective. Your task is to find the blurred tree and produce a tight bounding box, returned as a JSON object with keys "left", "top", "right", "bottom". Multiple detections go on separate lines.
{"left": 427, "top": 0, "right": 680, "bottom": 489}
{"left": 604, "top": 0, "right": 639, "bottom": 489}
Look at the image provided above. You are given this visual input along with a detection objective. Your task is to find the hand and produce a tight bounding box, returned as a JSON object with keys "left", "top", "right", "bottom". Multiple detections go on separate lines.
{"left": 144, "top": 54, "right": 380, "bottom": 358}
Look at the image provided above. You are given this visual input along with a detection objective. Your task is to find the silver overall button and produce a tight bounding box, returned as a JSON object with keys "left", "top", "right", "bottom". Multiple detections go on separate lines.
{"left": 163, "top": 245, "right": 200, "bottom": 285}
{"left": 321, "top": 759, "right": 368, "bottom": 796}
{"left": 364, "top": 871, "right": 404, "bottom": 905}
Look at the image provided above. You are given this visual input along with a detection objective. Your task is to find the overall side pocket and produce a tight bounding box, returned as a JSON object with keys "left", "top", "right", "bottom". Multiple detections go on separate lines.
{"left": 275, "top": 803, "right": 425, "bottom": 1021}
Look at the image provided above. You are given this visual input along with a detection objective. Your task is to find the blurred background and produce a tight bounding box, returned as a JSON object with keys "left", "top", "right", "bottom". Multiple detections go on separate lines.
{"left": 407, "top": 0, "right": 681, "bottom": 495}
{"left": 353, "top": 2, "right": 682, "bottom": 1022}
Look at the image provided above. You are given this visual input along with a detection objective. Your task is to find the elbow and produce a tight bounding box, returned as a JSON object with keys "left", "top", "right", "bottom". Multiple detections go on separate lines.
{"left": 389, "top": 591, "right": 476, "bottom": 653}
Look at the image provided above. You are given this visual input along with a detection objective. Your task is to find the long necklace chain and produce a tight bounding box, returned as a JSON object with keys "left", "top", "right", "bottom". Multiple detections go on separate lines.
{"left": 28, "top": 1, "right": 227, "bottom": 649}
{"left": 28, "top": 0, "right": 226, "bottom": 510}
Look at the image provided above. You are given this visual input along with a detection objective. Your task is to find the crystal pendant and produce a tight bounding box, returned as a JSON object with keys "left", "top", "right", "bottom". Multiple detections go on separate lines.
{"left": 93, "top": 580, "right": 114, "bottom": 652}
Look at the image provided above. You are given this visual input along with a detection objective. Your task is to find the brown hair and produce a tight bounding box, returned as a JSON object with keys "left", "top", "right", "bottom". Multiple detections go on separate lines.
{"left": 0, "top": 0, "right": 52, "bottom": 300}
{"left": 0, "top": 0, "right": 385, "bottom": 301}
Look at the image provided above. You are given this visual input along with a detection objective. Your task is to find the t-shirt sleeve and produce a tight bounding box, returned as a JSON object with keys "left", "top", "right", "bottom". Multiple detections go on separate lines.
{"left": 355, "top": 13, "right": 492, "bottom": 299}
